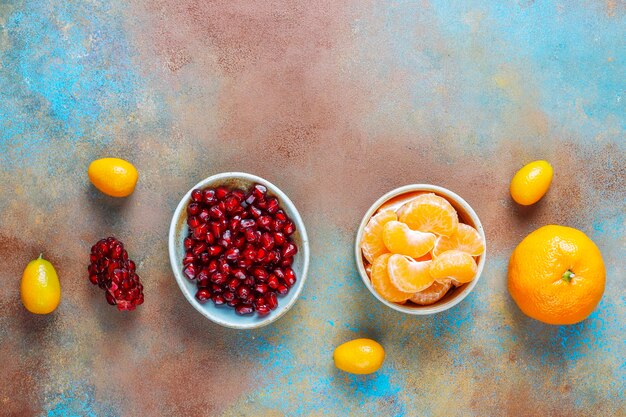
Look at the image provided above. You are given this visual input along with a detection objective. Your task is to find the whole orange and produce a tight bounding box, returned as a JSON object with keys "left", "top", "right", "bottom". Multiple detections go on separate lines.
{"left": 508, "top": 225, "right": 605, "bottom": 325}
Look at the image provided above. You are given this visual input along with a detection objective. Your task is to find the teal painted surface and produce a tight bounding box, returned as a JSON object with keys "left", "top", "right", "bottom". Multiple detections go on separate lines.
{"left": 0, "top": 0, "right": 624, "bottom": 416}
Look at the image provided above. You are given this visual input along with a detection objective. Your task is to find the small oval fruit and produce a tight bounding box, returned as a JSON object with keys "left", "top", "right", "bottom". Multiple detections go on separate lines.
{"left": 88, "top": 158, "right": 138, "bottom": 197}
{"left": 333, "top": 338, "right": 385, "bottom": 375}
{"left": 510, "top": 160, "right": 553, "bottom": 205}
{"left": 21, "top": 254, "right": 61, "bottom": 314}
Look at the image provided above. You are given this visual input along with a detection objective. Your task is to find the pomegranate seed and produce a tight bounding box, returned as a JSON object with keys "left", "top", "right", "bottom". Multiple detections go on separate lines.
{"left": 224, "top": 196, "right": 239, "bottom": 212}
{"left": 211, "top": 284, "right": 223, "bottom": 294}
{"left": 207, "top": 259, "right": 218, "bottom": 273}
{"left": 254, "top": 283, "right": 268, "bottom": 294}
{"left": 260, "top": 233, "right": 275, "bottom": 250}
{"left": 225, "top": 247, "right": 240, "bottom": 260}
{"left": 218, "top": 259, "right": 231, "bottom": 275}
{"left": 191, "top": 189, "right": 203, "bottom": 202}
{"left": 281, "top": 257, "right": 294, "bottom": 267}
{"left": 257, "top": 304, "right": 270, "bottom": 316}
{"left": 219, "top": 229, "right": 232, "bottom": 247}
{"left": 187, "top": 203, "right": 200, "bottom": 216}
{"left": 249, "top": 206, "right": 262, "bottom": 218}
{"left": 256, "top": 198, "right": 268, "bottom": 210}
{"left": 208, "top": 246, "right": 223, "bottom": 256}
{"left": 273, "top": 219, "right": 284, "bottom": 232}
{"left": 232, "top": 268, "right": 247, "bottom": 280}
{"left": 183, "top": 252, "right": 195, "bottom": 265}
{"left": 237, "top": 258, "right": 252, "bottom": 268}
{"left": 227, "top": 299, "right": 237, "bottom": 307}
{"left": 227, "top": 278, "right": 240, "bottom": 291}
{"left": 212, "top": 295, "right": 225, "bottom": 305}
{"left": 231, "top": 189, "right": 245, "bottom": 201}
{"left": 235, "top": 304, "right": 254, "bottom": 315}
{"left": 193, "top": 224, "right": 208, "bottom": 240}
{"left": 268, "top": 275, "right": 279, "bottom": 289}
{"left": 277, "top": 284, "right": 289, "bottom": 295}
{"left": 266, "top": 292, "right": 278, "bottom": 310}
{"left": 282, "top": 243, "right": 297, "bottom": 258}
{"left": 205, "top": 231, "right": 215, "bottom": 245}
{"left": 275, "top": 210, "right": 287, "bottom": 221}
{"left": 197, "top": 277, "right": 210, "bottom": 288}
{"left": 243, "top": 277, "right": 255, "bottom": 287}
{"left": 210, "top": 272, "right": 226, "bottom": 285}
{"left": 209, "top": 205, "right": 224, "bottom": 219}
{"left": 192, "top": 242, "right": 207, "bottom": 256}
{"left": 223, "top": 291, "right": 235, "bottom": 302}
{"left": 273, "top": 232, "right": 286, "bottom": 246}
{"left": 274, "top": 268, "right": 285, "bottom": 279}
{"left": 187, "top": 216, "right": 200, "bottom": 228}
{"left": 203, "top": 189, "right": 216, "bottom": 204}
{"left": 284, "top": 268, "right": 296, "bottom": 287}
{"left": 243, "top": 294, "right": 256, "bottom": 305}
{"left": 266, "top": 197, "right": 279, "bottom": 214}
{"left": 199, "top": 209, "right": 210, "bottom": 223}
{"left": 199, "top": 252, "right": 210, "bottom": 264}
{"left": 237, "top": 285, "right": 251, "bottom": 300}
{"left": 184, "top": 237, "right": 194, "bottom": 250}
{"left": 229, "top": 217, "right": 241, "bottom": 231}
{"left": 240, "top": 219, "right": 255, "bottom": 229}
{"left": 257, "top": 216, "right": 272, "bottom": 230}
{"left": 253, "top": 184, "right": 267, "bottom": 197}
{"left": 283, "top": 221, "right": 295, "bottom": 235}
{"left": 196, "top": 289, "right": 211, "bottom": 303}
{"left": 256, "top": 248, "right": 267, "bottom": 261}
{"left": 183, "top": 264, "right": 197, "bottom": 280}
{"left": 209, "top": 222, "right": 221, "bottom": 239}
{"left": 215, "top": 186, "right": 229, "bottom": 200}
{"left": 243, "top": 246, "right": 257, "bottom": 260}
{"left": 233, "top": 235, "right": 246, "bottom": 249}
{"left": 252, "top": 267, "right": 268, "bottom": 281}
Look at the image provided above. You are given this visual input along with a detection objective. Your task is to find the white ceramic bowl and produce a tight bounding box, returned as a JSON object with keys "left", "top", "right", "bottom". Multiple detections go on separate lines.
{"left": 169, "top": 172, "right": 310, "bottom": 329}
{"left": 355, "top": 184, "right": 486, "bottom": 315}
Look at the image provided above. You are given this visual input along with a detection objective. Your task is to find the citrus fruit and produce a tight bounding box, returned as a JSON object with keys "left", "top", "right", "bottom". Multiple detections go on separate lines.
{"left": 382, "top": 220, "right": 436, "bottom": 258}
{"left": 508, "top": 225, "right": 605, "bottom": 325}
{"left": 510, "top": 160, "right": 553, "bottom": 205}
{"left": 409, "top": 279, "right": 452, "bottom": 305}
{"left": 433, "top": 223, "right": 485, "bottom": 257}
{"left": 370, "top": 254, "right": 413, "bottom": 302}
{"left": 429, "top": 250, "right": 477, "bottom": 284}
{"left": 360, "top": 210, "right": 397, "bottom": 263}
{"left": 88, "top": 157, "right": 139, "bottom": 197}
{"left": 387, "top": 254, "right": 434, "bottom": 293}
{"left": 21, "top": 254, "right": 61, "bottom": 314}
{"left": 333, "top": 338, "right": 385, "bottom": 375}
{"left": 398, "top": 193, "right": 458, "bottom": 236}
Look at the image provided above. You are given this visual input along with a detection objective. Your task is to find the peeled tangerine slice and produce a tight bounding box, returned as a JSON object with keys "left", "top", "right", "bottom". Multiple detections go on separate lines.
{"left": 387, "top": 254, "right": 435, "bottom": 293}
{"left": 382, "top": 221, "right": 436, "bottom": 258}
{"left": 410, "top": 280, "right": 453, "bottom": 305}
{"left": 429, "top": 250, "right": 477, "bottom": 284}
{"left": 433, "top": 223, "right": 485, "bottom": 257}
{"left": 361, "top": 210, "right": 397, "bottom": 263}
{"left": 370, "top": 254, "right": 413, "bottom": 303}
{"left": 398, "top": 193, "right": 459, "bottom": 237}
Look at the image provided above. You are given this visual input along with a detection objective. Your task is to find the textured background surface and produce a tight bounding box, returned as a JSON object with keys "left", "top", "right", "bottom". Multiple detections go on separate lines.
{"left": 0, "top": 1, "right": 624, "bottom": 416}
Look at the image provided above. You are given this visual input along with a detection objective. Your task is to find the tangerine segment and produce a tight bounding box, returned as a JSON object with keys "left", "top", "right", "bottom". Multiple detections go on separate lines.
{"left": 361, "top": 210, "right": 398, "bottom": 263}
{"left": 429, "top": 250, "right": 477, "bottom": 284}
{"left": 398, "top": 193, "right": 459, "bottom": 236}
{"left": 433, "top": 223, "right": 485, "bottom": 257}
{"left": 387, "top": 254, "right": 434, "bottom": 293}
{"left": 409, "top": 279, "right": 452, "bottom": 305}
{"left": 382, "top": 221, "right": 436, "bottom": 258}
{"left": 370, "top": 254, "right": 413, "bottom": 303}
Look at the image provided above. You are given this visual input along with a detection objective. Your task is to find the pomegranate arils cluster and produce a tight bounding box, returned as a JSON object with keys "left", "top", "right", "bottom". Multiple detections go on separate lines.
{"left": 88, "top": 237, "right": 144, "bottom": 311}
{"left": 183, "top": 183, "right": 298, "bottom": 315}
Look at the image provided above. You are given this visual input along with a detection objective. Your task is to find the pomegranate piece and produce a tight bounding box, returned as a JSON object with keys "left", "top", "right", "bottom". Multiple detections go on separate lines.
{"left": 182, "top": 183, "right": 298, "bottom": 316}
{"left": 88, "top": 237, "right": 144, "bottom": 311}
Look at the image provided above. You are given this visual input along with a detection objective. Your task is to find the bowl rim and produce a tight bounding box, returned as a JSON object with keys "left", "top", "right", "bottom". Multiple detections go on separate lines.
{"left": 354, "top": 184, "right": 486, "bottom": 315}
{"left": 168, "top": 172, "right": 310, "bottom": 329}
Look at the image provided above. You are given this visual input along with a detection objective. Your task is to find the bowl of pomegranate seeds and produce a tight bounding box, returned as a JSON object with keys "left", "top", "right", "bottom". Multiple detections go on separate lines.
{"left": 169, "top": 172, "right": 310, "bottom": 329}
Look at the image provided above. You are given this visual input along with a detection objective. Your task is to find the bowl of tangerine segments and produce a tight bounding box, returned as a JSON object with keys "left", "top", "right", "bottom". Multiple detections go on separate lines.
{"left": 355, "top": 184, "right": 486, "bottom": 314}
